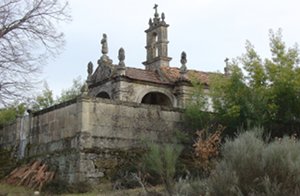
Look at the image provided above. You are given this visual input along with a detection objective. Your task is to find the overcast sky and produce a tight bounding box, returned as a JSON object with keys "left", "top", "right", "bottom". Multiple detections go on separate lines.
{"left": 43, "top": 0, "right": 300, "bottom": 96}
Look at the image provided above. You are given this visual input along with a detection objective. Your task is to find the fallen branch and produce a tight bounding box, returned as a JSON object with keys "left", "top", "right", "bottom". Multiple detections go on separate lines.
{"left": 3, "top": 160, "right": 55, "bottom": 190}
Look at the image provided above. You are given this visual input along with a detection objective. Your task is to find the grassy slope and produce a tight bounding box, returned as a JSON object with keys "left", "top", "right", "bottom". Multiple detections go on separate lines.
{"left": 0, "top": 183, "right": 33, "bottom": 196}
{"left": 0, "top": 183, "right": 164, "bottom": 196}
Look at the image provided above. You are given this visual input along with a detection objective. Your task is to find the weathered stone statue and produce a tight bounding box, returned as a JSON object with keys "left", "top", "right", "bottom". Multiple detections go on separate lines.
{"left": 118, "top": 48, "right": 125, "bottom": 67}
{"left": 161, "top": 12, "right": 165, "bottom": 21}
{"left": 86, "top": 61, "right": 94, "bottom": 83}
{"left": 98, "top": 33, "right": 112, "bottom": 65}
{"left": 149, "top": 18, "right": 153, "bottom": 26}
{"left": 87, "top": 62, "right": 93, "bottom": 76}
{"left": 180, "top": 51, "right": 187, "bottom": 73}
{"left": 101, "top": 33, "right": 108, "bottom": 55}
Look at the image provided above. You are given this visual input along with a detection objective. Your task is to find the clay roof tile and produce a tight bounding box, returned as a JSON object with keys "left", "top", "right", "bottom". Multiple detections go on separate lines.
{"left": 125, "top": 67, "right": 170, "bottom": 84}
{"left": 124, "top": 66, "right": 213, "bottom": 85}
{"left": 160, "top": 66, "right": 211, "bottom": 85}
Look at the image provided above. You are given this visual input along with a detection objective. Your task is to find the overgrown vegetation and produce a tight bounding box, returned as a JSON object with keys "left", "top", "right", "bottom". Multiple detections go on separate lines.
{"left": 178, "top": 29, "right": 300, "bottom": 195}
{"left": 0, "top": 77, "right": 83, "bottom": 127}
{"left": 193, "top": 125, "right": 223, "bottom": 173}
{"left": 209, "top": 29, "right": 300, "bottom": 136}
{"left": 0, "top": 147, "right": 18, "bottom": 179}
{"left": 42, "top": 179, "right": 92, "bottom": 194}
{"left": 0, "top": 183, "right": 33, "bottom": 196}
{"left": 0, "top": 103, "right": 25, "bottom": 127}
{"left": 32, "top": 77, "right": 83, "bottom": 111}
{"left": 180, "top": 129, "right": 300, "bottom": 196}
{"left": 142, "top": 141, "right": 183, "bottom": 196}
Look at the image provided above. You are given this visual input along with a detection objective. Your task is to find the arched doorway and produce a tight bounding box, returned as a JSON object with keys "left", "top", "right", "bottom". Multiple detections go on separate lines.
{"left": 96, "top": 92, "right": 110, "bottom": 99}
{"left": 141, "top": 92, "right": 172, "bottom": 107}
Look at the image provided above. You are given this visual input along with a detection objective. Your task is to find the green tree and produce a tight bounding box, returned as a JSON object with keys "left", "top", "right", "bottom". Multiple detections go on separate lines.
{"left": 0, "top": 103, "right": 26, "bottom": 127}
{"left": 210, "top": 29, "right": 300, "bottom": 135}
{"left": 185, "top": 80, "right": 212, "bottom": 130}
{"left": 32, "top": 82, "right": 55, "bottom": 111}
{"left": 56, "top": 76, "right": 83, "bottom": 103}
{"left": 0, "top": 76, "right": 82, "bottom": 125}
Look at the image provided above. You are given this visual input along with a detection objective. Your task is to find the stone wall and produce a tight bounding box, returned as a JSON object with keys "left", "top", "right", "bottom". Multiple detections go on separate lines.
{"left": 79, "top": 97, "right": 184, "bottom": 182}
{"left": 0, "top": 96, "right": 185, "bottom": 183}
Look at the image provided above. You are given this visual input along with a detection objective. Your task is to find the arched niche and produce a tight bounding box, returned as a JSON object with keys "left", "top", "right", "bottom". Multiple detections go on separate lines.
{"left": 96, "top": 91, "right": 110, "bottom": 99}
{"left": 152, "top": 32, "right": 158, "bottom": 58}
{"left": 141, "top": 92, "right": 172, "bottom": 107}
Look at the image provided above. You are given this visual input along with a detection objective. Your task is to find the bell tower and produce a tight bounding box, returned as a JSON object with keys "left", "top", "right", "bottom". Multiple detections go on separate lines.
{"left": 143, "top": 4, "right": 172, "bottom": 71}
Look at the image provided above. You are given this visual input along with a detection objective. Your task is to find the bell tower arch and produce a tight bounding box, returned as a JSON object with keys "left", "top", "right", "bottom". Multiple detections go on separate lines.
{"left": 143, "top": 4, "right": 172, "bottom": 71}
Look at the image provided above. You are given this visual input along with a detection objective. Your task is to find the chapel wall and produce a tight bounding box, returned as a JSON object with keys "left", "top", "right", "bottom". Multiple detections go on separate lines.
{"left": 0, "top": 96, "right": 186, "bottom": 183}
{"left": 74, "top": 97, "right": 185, "bottom": 182}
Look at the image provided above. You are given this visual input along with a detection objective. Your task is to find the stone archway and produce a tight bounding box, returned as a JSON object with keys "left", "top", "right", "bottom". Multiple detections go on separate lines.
{"left": 96, "top": 91, "right": 110, "bottom": 99}
{"left": 141, "top": 92, "right": 172, "bottom": 107}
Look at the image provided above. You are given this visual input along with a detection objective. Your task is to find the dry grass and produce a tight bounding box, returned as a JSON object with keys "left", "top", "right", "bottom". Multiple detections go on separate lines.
{"left": 0, "top": 183, "right": 34, "bottom": 196}
{"left": 0, "top": 183, "right": 164, "bottom": 196}
{"left": 63, "top": 185, "right": 164, "bottom": 196}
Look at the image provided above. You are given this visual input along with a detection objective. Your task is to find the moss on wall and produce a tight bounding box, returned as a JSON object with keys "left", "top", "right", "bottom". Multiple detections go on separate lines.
{"left": 0, "top": 147, "right": 18, "bottom": 179}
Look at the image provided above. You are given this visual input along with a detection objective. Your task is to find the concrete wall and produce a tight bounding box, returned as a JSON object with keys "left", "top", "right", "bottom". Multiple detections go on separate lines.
{"left": 0, "top": 96, "right": 185, "bottom": 183}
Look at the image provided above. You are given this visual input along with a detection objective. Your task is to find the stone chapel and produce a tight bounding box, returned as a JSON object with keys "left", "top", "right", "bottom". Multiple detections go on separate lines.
{"left": 85, "top": 5, "right": 212, "bottom": 108}
{"left": 0, "top": 5, "right": 224, "bottom": 183}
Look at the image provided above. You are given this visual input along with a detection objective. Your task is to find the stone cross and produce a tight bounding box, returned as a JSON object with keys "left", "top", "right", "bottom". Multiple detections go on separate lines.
{"left": 154, "top": 4, "right": 158, "bottom": 12}
{"left": 154, "top": 4, "right": 159, "bottom": 18}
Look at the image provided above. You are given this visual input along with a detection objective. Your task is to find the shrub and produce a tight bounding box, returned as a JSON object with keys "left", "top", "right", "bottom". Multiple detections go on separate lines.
{"left": 143, "top": 142, "right": 183, "bottom": 196}
{"left": 67, "top": 181, "right": 92, "bottom": 193}
{"left": 205, "top": 128, "right": 300, "bottom": 196}
{"left": 42, "top": 179, "right": 69, "bottom": 194}
{"left": 111, "top": 149, "right": 145, "bottom": 190}
{"left": 193, "top": 125, "right": 224, "bottom": 172}
{"left": 0, "top": 147, "right": 18, "bottom": 179}
{"left": 174, "top": 177, "right": 207, "bottom": 196}
{"left": 42, "top": 179, "right": 92, "bottom": 194}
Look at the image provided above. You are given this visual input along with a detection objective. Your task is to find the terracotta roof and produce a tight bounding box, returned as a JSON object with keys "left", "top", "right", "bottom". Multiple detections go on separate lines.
{"left": 125, "top": 68, "right": 171, "bottom": 84}
{"left": 160, "top": 67, "right": 211, "bottom": 85}
{"left": 124, "top": 66, "right": 212, "bottom": 85}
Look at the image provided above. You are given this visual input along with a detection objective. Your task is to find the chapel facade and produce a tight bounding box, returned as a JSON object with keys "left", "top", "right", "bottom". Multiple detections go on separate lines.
{"left": 0, "top": 5, "right": 223, "bottom": 183}
{"left": 85, "top": 5, "right": 212, "bottom": 109}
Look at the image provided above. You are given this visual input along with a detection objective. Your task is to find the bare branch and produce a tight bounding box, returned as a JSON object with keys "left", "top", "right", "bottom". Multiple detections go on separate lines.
{"left": 0, "top": 0, "right": 71, "bottom": 106}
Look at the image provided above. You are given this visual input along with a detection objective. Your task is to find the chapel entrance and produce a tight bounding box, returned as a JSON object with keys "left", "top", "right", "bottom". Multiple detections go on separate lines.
{"left": 141, "top": 92, "right": 172, "bottom": 107}
{"left": 96, "top": 92, "right": 110, "bottom": 99}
